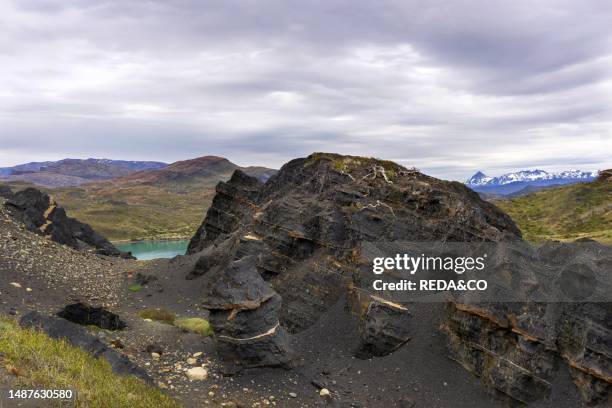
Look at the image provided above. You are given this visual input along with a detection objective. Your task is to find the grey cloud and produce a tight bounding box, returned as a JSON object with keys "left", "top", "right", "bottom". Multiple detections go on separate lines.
{"left": 0, "top": 0, "right": 611, "bottom": 180}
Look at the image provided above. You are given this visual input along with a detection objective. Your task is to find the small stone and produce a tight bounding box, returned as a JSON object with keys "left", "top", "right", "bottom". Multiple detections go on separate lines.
{"left": 151, "top": 352, "right": 161, "bottom": 359}
{"left": 289, "top": 392, "right": 297, "bottom": 398}
{"left": 186, "top": 357, "right": 197, "bottom": 365}
{"left": 319, "top": 388, "right": 330, "bottom": 398}
{"left": 9, "top": 282, "right": 21, "bottom": 288}
{"left": 186, "top": 367, "right": 208, "bottom": 381}
{"left": 26, "top": 287, "right": 32, "bottom": 292}
{"left": 193, "top": 352, "right": 203, "bottom": 357}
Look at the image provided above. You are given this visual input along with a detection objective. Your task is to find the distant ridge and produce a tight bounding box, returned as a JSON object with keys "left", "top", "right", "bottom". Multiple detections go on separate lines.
{"left": 466, "top": 169, "right": 598, "bottom": 195}
{"left": 0, "top": 158, "right": 168, "bottom": 187}
{"left": 104, "top": 155, "right": 276, "bottom": 188}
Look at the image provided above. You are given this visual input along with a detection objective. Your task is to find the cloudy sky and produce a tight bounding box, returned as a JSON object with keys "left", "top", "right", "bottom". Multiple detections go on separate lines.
{"left": 1, "top": 0, "right": 610, "bottom": 180}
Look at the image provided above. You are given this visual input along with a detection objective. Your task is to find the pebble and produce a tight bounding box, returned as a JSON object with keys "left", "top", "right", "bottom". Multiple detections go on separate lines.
{"left": 289, "top": 392, "right": 297, "bottom": 398}
{"left": 186, "top": 357, "right": 197, "bottom": 365}
{"left": 9, "top": 282, "right": 21, "bottom": 288}
{"left": 186, "top": 367, "right": 208, "bottom": 381}
{"left": 193, "top": 352, "right": 203, "bottom": 357}
{"left": 319, "top": 388, "right": 330, "bottom": 397}
{"left": 151, "top": 352, "right": 161, "bottom": 359}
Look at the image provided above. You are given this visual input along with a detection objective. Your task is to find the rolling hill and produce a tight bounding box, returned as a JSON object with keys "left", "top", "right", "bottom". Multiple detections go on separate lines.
{"left": 496, "top": 171, "right": 612, "bottom": 243}
{"left": 1, "top": 156, "right": 275, "bottom": 241}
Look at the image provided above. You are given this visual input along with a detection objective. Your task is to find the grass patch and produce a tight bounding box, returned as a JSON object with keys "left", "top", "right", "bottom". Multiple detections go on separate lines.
{"left": 128, "top": 284, "right": 142, "bottom": 292}
{"left": 305, "top": 153, "right": 402, "bottom": 179}
{"left": 138, "top": 309, "right": 176, "bottom": 325}
{"left": 138, "top": 310, "right": 213, "bottom": 336}
{"left": 0, "top": 316, "right": 180, "bottom": 408}
{"left": 174, "top": 318, "right": 213, "bottom": 336}
{"left": 496, "top": 180, "right": 612, "bottom": 243}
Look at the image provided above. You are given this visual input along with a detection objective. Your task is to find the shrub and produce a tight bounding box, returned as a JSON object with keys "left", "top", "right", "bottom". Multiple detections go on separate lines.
{"left": 174, "top": 318, "right": 213, "bottom": 336}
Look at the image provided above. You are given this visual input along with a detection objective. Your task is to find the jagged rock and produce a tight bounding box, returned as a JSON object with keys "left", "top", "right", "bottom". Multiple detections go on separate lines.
{"left": 187, "top": 170, "right": 262, "bottom": 254}
{"left": 349, "top": 290, "right": 412, "bottom": 358}
{"left": 20, "top": 312, "right": 150, "bottom": 383}
{"left": 4, "top": 187, "right": 133, "bottom": 258}
{"left": 57, "top": 302, "right": 127, "bottom": 330}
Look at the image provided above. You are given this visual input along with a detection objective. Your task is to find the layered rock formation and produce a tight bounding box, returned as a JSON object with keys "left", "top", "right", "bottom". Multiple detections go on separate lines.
{"left": 187, "top": 153, "right": 520, "bottom": 367}
{"left": 186, "top": 153, "right": 611, "bottom": 405}
{"left": 442, "top": 241, "right": 612, "bottom": 406}
{"left": 3, "top": 187, "right": 132, "bottom": 258}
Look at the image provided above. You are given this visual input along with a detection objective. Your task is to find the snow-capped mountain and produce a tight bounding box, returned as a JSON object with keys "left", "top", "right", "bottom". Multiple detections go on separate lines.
{"left": 466, "top": 169, "right": 598, "bottom": 195}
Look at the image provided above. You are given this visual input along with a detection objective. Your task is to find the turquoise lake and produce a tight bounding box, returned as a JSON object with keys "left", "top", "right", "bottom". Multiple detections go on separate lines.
{"left": 115, "top": 239, "right": 189, "bottom": 260}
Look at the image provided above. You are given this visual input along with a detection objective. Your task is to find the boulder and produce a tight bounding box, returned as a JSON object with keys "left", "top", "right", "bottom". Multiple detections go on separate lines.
{"left": 57, "top": 302, "right": 127, "bottom": 330}
{"left": 200, "top": 256, "right": 293, "bottom": 368}
{"left": 349, "top": 290, "right": 412, "bottom": 358}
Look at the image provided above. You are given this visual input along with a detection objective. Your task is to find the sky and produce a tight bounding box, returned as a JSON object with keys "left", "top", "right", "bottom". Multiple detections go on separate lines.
{"left": 1, "top": 0, "right": 611, "bottom": 181}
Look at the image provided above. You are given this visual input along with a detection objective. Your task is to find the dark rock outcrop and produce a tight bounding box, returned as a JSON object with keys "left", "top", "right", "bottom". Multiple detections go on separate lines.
{"left": 20, "top": 312, "right": 150, "bottom": 383}
{"left": 187, "top": 153, "right": 521, "bottom": 369}
{"left": 442, "top": 241, "right": 612, "bottom": 406}
{"left": 0, "top": 185, "right": 14, "bottom": 200}
{"left": 57, "top": 303, "right": 127, "bottom": 330}
{"left": 597, "top": 169, "right": 612, "bottom": 183}
{"left": 3, "top": 187, "right": 133, "bottom": 258}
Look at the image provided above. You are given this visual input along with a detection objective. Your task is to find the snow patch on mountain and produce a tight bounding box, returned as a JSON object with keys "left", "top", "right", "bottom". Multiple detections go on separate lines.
{"left": 466, "top": 169, "right": 598, "bottom": 187}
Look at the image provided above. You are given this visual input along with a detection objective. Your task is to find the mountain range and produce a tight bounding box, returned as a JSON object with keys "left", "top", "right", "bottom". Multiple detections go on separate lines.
{"left": 0, "top": 159, "right": 168, "bottom": 187}
{"left": 466, "top": 169, "right": 598, "bottom": 195}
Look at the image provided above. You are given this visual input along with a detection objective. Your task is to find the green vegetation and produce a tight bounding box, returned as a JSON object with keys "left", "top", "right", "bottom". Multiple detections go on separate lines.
{"left": 139, "top": 309, "right": 212, "bottom": 336}
{"left": 128, "top": 284, "right": 143, "bottom": 292}
{"left": 174, "top": 318, "right": 213, "bottom": 336}
{"left": 0, "top": 316, "right": 180, "bottom": 408}
{"left": 497, "top": 180, "right": 612, "bottom": 243}
{"left": 306, "top": 152, "right": 402, "bottom": 179}
{"left": 53, "top": 185, "right": 211, "bottom": 242}
{"left": 138, "top": 309, "right": 176, "bottom": 325}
